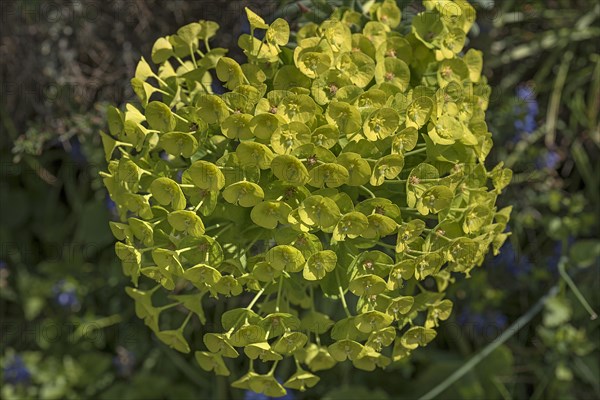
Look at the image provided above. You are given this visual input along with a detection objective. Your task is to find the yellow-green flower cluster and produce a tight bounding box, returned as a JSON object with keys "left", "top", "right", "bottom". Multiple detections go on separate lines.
{"left": 102, "top": 0, "right": 511, "bottom": 396}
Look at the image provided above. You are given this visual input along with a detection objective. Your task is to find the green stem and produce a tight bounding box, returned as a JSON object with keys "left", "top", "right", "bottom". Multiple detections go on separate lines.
{"left": 558, "top": 255, "right": 598, "bottom": 320}
{"left": 275, "top": 277, "right": 284, "bottom": 312}
{"left": 545, "top": 50, "right": 573, "bottom": 146}
{"left": 359, "top": 185, "right": 376, "bottom": 199}
{"left": 268, "top": 360, "right": 280, "bottom": 375}
{"left": 404, "top": 147, "right": 427, "bottom": 157}
{"left": 246, "top": 287, "right": 266, "bottom": 310}
{"left": 213, "top": 223, "right": 233, "bottom": 240}
{"left": 178, "top": 311, "right": 194, "bottom": 331}
{"left": 376, "top": 242, "right": 396, "bottom": 250}
{"left": 193, "top": 199, "right": 204, "bottom": 213}
{"left": 173, "top": 113, "right": 190, "bottom": 124}
{"left": 175, "top": 56, "right": 191, "bottom": 71}
{"left": 417, "top": 285, "right": 560, "bottom": 400}
{"left": 336, "top": 269, "right": 351, "bottom": 317}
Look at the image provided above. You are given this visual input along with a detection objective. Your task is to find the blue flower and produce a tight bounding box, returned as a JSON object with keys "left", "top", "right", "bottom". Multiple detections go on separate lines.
{"left": 211, "top": 79, "right": 226, "bottom": 95}
{"left": 2, "top": 355, "right": 31, "bottom": 385}
{"left": 243, "top": 381, "right": 295, "bottom": 400}
{"left": 244, "top": 391, "right": 269, "bottom": 400}
{"left": 113, "top": 346, "right": 136, "bottom": 378}
{"left": 457, "top": 308, "right": 508, "bottom": 337}
{"left": 513, "top": 84, "right": 539, "bottom": 136}
{"left": 490, "top": 241, "right": 532, "bottom": 276}
{"left": 175, "top": 170, "right": 184, "bottom": 183}
{"left": 52, "top": 280, "right": 79, "bottom": 310}
{"left": 105, "top": 194, "right": 119, "bottom": 220}
{"left": 536, "top": 150, "right": 560, "bottom": 170}
{"left": 68, "top": 136, "right": 87, "bottom": 164}
{"left": 547, "top": 238, "right": 574, "bottom": 273}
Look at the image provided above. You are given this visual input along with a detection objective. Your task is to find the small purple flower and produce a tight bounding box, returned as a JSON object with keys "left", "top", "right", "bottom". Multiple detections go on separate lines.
{"left": 244, "top": 391, "right": 269, "bottom": 400}
{"left": 160, "top": 151, "right": 170, "bottom": 161}
{"left": 513, "top": 84, "right": 539, "bottom": 137}
{"left": 52, "top": 280, "right": 79, "bottom": 310}
{"left": 2, "top": 355, "right": 31, "bottom": 385}
{"left": 113, "top": 346, "right": 136, "bottom": 378}
{"left": 536, "top": 150, "right": 560, "bottom": 170}
{"left": 68, "top": 136, "right": 87, "bottom": 164}
{"left": 105, "top": 194, "right": 119, "bottom": 220}
{"left": 457, "top": 308, "right": 508, "bottom": 337}
{"left": 175, "top": 170, "right": 184, "bottom": 183}
{"left": 0, "top": 261, "right": 8, "bottom": 289}
{"left": 211, "top": 79, "right": 226, "bottom": 95}
{"left": 490, "top": 241, "right": 532, "bottom": 276}
{"left": 547, "top": 238, "right": 574, "bottom": 273}
{"left": 244, "top": 390, "right": 294, "bottom": 400}
{"left": 243, "top": 379, "right": 294, "bottom": 400}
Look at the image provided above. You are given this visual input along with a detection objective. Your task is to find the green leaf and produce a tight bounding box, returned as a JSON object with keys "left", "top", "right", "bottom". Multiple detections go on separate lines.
{"left": 326, "top": 101, "right": 362, "bottom": 135}
{"left": 115, "top": 242, "right": 141, "bottom": 285}
{"left": 371, "top": 154, "right": 405, "bottom": 186}
{"left": 245, "top": 7, "right": 269, "bottom": 30}
{"left": 150, "top": 177, "right": 187, "bottom": 210}
{"left": 375, "top": 58, "right": 410, "bottom": 91}
{"left": 141, "top": 267, "right": 175, "bottom": 290}
{"left": 308, "top": 163, "right": 349, "bottom": 188}
{"left": 156, "top": 329, "right": 190, "bottom": 353}
{"left": 152, "top": 248, "right": 184, "bottom": 276}
{"left": 188, "top": 160, "right": 226, "bottom": 192}
{"left": 160, "top": 132, "right": 198, "bottom": 158}
{"left": 151, "top": 37, "right": 174, "bottom": 63}
{"left": 229, "top": 324, "right": 265, "bottom": 347}
{"left": 303, "top": 250, "right": 337, "bottom": 281}
{"left": 333, "top": 212, "right": 369, "bottom": 241}
{"left": 236, "top": 141, "right": 274, "bottom": 169}
{"left": 100, "top": 131, "right": 117, "bottom": 162}
{"left": 392, "top": 127, "right": 419, "bottom": 154}
{"left": 272, "top": 332, "right": 308, "bottom": 355}
{"left": 221, "top": 308, "right": 261, "bottom": 331}
{"left": 301, "top": 311, "right": 335, "bottom": 334}
{"left": 354, "top": 310, "right": 393, "bottom": 333}
{"left": 349, "top": 274, "right": 387, "bottom": 296}
{"left": 376, "top": 0, "right": 402, "bottom": 28}
{"left": 250, "top": 201, "right": 292, "bottom": 229}
{"left": 128, "top": 218, "right": 154, "bottom": 246}
{"left": 406, "top": 96, "right": 433, "bottom": 129}
{"left": 363, "top": 107, "right": 400, "bottom": 141}
{"left": 203, "top": 333, "right": 239, "bottom": 358}
{"left": 401, "top": 326, "right": 437, "bottom": 349}
{"left": 222, "top": 181, "right": 264, "bottom": 207}
{"left": 464, "top": 48, "right": 483, "bottom": 82}
{"left": 169, "top": 293, "right": 207, "bottom": 324}
{"left": 221, "top": 113, "right": 253, "bottom": 140}
{"left": 337, "top": 152, "right": 371, "bottom": 186}
{"left": 167, "top": 210, "right": 205, "bottom": 237}
{"left": 298, "top": 195, "right": 341, "bottom": 228}
{"left": 195, "top": 351, "right": 230, "bottom": 376}
{"left": 328, "top": 339, "right": 364, "bottom": 362}
{"left": 419, "top": 185, "right": 454, "bottom": 214}
{"left": 197, "top": 94, "right": 230, "bottom": 124}
{"left": 267, "top": 18, "right": 290, "bottom": 46}
{"left": 283, "top": 368, "right": 320, "bottom": 391}
{"left": 271, "top": 155, "right": 310, "bottom": 186}
{"left": 145, "top": 101, "right": 176, "bottom": 132}
{"left": 266, "top": 245, "right": 306, "bottom": 272}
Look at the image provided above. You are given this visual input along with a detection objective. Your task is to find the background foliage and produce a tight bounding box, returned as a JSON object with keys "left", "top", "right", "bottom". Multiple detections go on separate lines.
{"left": 1, "top": 0, "right": 598, "bottom": 399}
